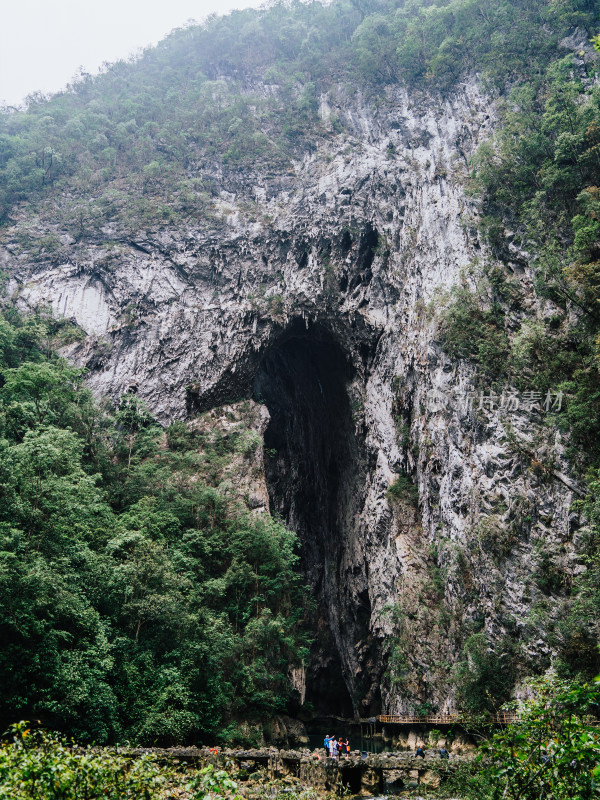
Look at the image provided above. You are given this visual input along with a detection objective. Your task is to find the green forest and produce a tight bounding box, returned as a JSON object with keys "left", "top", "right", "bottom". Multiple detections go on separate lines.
{"left": 3, "top": 0, "right": 600, "bottom": 774}
{"left": 0, "top": 307, "right": 309, "bottom": 744}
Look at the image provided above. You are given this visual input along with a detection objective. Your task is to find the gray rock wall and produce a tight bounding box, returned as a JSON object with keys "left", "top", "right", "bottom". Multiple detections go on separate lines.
{"left": 1, "top": 78, "right": 579, "bottom": 717}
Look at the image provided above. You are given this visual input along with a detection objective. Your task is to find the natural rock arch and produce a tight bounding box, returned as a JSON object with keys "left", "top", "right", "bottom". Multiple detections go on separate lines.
{"left": 253, "top": 320, "right": 379, "bottom": 718}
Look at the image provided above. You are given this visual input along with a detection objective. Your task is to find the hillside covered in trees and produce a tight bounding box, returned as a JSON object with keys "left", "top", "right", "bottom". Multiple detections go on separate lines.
{"left": 1, "top": 0, "right": 598, "bottom": 234}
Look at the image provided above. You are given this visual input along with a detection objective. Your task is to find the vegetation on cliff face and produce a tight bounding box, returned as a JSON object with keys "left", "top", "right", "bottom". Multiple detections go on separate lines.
{"left": 436, "top": 29, "right": 600, "bottom": 694}
{"left": 0, "top": 307, "right": 309, "bottom": 744}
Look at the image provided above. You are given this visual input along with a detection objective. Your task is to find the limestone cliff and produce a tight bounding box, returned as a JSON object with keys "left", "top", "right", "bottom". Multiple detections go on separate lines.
{"left": 1, "top": 77, "right": 581, "bottom": 718}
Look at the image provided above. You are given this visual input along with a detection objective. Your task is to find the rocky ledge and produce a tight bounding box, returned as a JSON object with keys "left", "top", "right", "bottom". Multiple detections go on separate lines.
{"left": 111, "top": 746, "right": 472, "bottom": 794}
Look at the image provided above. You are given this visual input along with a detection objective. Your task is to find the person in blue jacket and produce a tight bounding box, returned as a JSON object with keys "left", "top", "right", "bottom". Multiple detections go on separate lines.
{"left": 324, "top": 734, "right": 331, "bottom": 756}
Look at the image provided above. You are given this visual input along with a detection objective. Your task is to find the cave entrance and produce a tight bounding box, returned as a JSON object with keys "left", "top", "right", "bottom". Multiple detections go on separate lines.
{"left": 253, "top": 321, "right": 366, "bottom": 719}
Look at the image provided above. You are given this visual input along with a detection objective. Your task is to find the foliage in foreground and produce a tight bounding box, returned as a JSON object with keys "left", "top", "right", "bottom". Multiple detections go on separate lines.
{"left": 0, "top": 307, "right": 310, "bottom": 745}
{"left": 0, "top": 722, "right": 325, "bottom": 800}
{"left": 0, "top": 722, "right": 182, "bottom": 800}
{"left": 452, "top": 675, "right": 600, "bottom": 800}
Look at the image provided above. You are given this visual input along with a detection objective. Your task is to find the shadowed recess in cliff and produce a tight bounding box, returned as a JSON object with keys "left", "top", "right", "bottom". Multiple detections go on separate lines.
{"left": 253, "top": 321, "right": 372, "bottom": 719}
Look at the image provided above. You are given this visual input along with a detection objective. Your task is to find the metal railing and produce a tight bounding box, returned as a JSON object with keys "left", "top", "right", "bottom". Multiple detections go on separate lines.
{"left": 378, "top": 712, "right": 519, "bottom": 725}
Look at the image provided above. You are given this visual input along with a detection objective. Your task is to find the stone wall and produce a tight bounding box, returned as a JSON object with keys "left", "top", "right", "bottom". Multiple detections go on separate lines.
{"left": 121, "top": 746, "right": 471, "bottom": 795}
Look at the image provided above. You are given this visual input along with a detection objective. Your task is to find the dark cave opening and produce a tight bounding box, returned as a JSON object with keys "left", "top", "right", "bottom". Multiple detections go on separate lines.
{"left": 253, "top": 321, "right": 367, "bottom": 719}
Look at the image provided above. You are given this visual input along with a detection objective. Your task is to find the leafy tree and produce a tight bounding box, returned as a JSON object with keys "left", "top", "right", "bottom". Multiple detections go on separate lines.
{"left": 0, "top": 307, "right": 310, "bottom": 744}
{"left": 461, "top": 676, "right": 600, "bottom": 800}
{"left": 455, "top": 633, "right": 517, "bottom": 714}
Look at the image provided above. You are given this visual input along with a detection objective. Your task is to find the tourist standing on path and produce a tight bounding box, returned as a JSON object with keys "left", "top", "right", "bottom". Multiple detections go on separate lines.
{"left": 338, "top": 738, "right": 344, "bottom": 758}
{"left": 415, "top": 745, "right": 425, "bottom": 758}
{"left": 329, "top": 737, "right": 338, "bottom": 758}
{"left": 345, "top": 739, "right": 350, "bottom": 756}
{"left": 439, "top": 746, "right": 449, "bottom": 759}
{"left": 324, "top": 735, "right": 330, "bottom": 757}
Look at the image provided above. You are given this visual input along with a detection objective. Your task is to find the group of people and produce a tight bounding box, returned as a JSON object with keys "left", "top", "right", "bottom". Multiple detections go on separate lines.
{"left": 322, "top": 736, "right": 450, "bottom": 759}
{"left": 323, "top": 735, "right": 350, "bottom": 758}
{"left": 414, "top": 745, "right": 449, "bottom": 759}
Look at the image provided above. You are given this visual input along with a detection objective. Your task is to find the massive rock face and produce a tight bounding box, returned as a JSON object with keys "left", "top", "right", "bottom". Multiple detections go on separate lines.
{"left": 1, "top": 79, "right": 580, "bottom": 718}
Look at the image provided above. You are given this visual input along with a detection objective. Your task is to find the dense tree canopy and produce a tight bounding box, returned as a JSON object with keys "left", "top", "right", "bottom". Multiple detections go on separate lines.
{"left": 0, "top": 308, "right": 309, "bottom": 744}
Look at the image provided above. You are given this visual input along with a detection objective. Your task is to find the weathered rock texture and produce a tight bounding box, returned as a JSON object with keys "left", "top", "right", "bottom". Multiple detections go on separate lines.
{"left": 1, "top": 79, "right": 580, "bottom": 717}
{"left": 119, "top": 745, "right": 470, "bottom": 795}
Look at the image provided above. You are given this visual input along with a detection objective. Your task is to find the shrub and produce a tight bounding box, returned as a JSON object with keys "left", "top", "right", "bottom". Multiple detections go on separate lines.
{"left": 437, "top": 287, "right": 509, "bottom": 378}
{"left": 387, "top": 470, "right": 419, "bottom": 506}
{"left": 467, "top": 677, "right": 600, "bottom": 800}
{"left": 454, "top": 634, "right": 517, "bottom": 714}
{"left": 0, "top": 723, "right": 175, "bottom": 800}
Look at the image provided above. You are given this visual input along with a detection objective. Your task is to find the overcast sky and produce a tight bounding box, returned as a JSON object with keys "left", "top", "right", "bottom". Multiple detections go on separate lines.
{"left": 0, "top": 0, "right": 265, "bottom": 108}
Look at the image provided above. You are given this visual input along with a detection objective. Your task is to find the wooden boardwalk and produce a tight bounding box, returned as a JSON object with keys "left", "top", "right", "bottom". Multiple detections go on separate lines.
{"left": 378, "top": 712, "right": 519, "bottom": 725}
